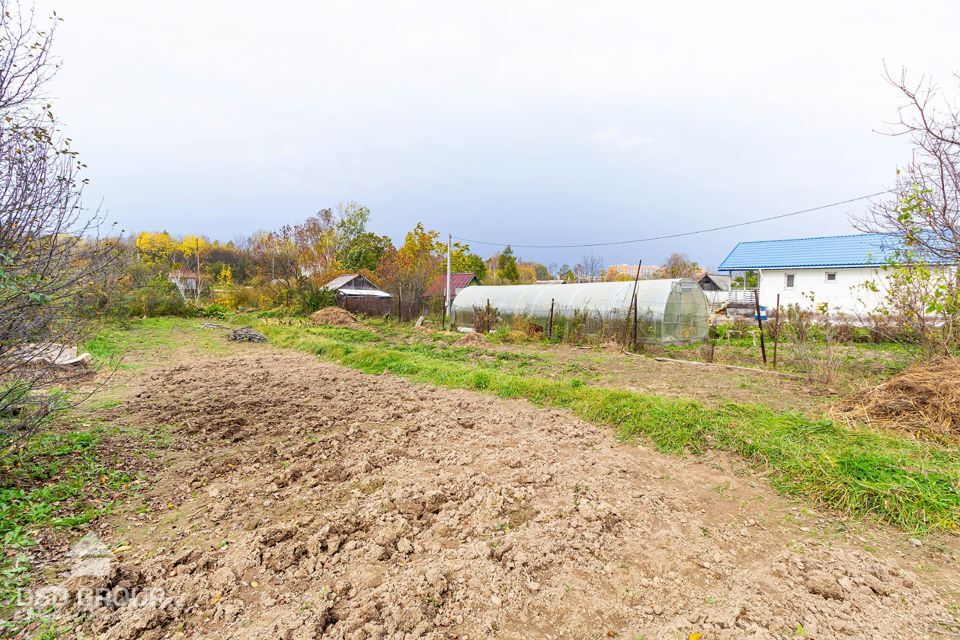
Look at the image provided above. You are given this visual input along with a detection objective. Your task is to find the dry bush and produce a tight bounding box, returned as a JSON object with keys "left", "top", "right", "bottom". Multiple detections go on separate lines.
{"left": 559, "top": 308, "right": 589, "bottom": 344}
{"left": 1, "top": 1, "right": 121, "bottom": 439}
{"left": 510, "top": 315, "right": 543, "bottom": 338}
{"left": 699, "top": 341, "right": 717, "bottom": 363}
{"left": 472, "top": 302, "right": 498, "bottom": 334}
{"left": 493, "top": 315, "right": 543, "bottom": 344}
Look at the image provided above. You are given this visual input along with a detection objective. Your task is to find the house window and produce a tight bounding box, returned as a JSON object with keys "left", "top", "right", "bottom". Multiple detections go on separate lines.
{"left": 825, "top": 272, "right": 837, "bottom": 282}
{"left": 785, "top": 274, "right": 796, "bottom": 289}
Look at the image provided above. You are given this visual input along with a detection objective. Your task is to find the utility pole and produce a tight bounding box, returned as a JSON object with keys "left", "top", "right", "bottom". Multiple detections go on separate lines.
{"left": 195, "top": 237, "right": 201, "bottom": 302}
{"left": 446, "top": 234, "right": 453, "bottom": 328}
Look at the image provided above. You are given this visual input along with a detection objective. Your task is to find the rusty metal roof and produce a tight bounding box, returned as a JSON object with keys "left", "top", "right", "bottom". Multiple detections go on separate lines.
{"left": 424, "top": 273, "right": 480, "bottom": 298}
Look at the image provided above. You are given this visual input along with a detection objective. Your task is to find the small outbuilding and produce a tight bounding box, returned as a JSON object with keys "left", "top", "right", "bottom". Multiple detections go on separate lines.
{"left": 168, "top": 269, "right": 199, "bottom": 294}
{"left": 321, "top": 273, "right": 392, "bottom": 317}
{"left": 697, "top": 273, "right": 731, "bottom": 312}
{"left": 423, "top": 272, "right": 481, "bottom": 300}
{"left": 698, "top": 273, "right": 731, "bottom": 291}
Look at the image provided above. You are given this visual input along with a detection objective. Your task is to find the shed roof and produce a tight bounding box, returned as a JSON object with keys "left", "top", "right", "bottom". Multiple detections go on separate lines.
{"left": 718, "top": 233, "right": 913, "bottom": 271}
{"left": 322, "top": 274, "right": 361, "bottom": 290}
{"left": 699, "top": 273, "right": 731, "bottom": 290}
{"left": 424, "top": 273, "right": 480, "bottom": 297}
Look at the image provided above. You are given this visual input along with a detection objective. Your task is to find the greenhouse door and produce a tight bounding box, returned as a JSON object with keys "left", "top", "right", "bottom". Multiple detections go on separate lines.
{"left": 661, "top": 283, "right": 681, "bottom": 342}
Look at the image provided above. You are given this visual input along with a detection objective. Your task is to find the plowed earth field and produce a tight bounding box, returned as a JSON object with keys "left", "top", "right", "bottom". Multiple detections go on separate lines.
{"left": 43, "top": 344, "right": 959, "bottom": 639}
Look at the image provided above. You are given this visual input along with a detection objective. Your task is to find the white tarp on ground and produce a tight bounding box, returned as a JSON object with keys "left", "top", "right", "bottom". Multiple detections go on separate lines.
{"left": 8, "top": 343, "right": 92, "bottom": 366}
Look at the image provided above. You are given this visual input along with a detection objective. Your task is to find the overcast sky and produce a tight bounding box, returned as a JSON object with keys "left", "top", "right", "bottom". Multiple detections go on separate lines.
{"left": 37, "top": 0, "right": 960, "bottom": 269}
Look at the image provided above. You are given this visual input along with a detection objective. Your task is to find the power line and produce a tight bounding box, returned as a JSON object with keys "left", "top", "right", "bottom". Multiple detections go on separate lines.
{"left": 452, "top": 189, "right": 895, "bottom": 249}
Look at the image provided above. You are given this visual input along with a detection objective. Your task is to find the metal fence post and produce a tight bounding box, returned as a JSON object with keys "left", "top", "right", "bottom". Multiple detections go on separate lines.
{"left": 547, "top": 299, "right": 555, "bottom": 338}
{"left": 772, "top": 293, "right": 781, "bottom": 369}
{"left": 754, "top": 289, "right": 767, "bottom": 364}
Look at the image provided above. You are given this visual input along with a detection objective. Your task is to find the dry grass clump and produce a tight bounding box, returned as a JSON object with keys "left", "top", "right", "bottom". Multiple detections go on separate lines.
{"left": 503, "top": 316, "right": 543, "bottom": 342}
{"left": 454, "top": 332, "right": 487, "bottom": 346}
{"left": 835, "top": 357, "right": 960, "bottom": 441}
{"left": 310, "top": 306, "right": 358, "bottom": 326}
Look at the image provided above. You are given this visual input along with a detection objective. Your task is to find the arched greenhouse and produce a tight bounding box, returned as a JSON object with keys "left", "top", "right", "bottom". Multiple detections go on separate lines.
{"left": 452, "top": 278, "right": 709, "bottom": 344}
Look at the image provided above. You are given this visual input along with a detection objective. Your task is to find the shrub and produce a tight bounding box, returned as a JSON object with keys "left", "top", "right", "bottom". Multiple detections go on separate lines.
{"left": 216, "top": 285, "right": 263, "bottom": 310}
{"left": 561, "top": 309, "right": 589, "bottom": 344}
{"left": 199, "top": 303, "right": 229, "bottom": 319}
{"left": 122, "top": 275, "right": 191, "bottom": 318}
{"left": 295, "top": 286, "right": 337, "bottom": 315}
{"left": 473, "top": 301, "right": 498, "bottom": 334}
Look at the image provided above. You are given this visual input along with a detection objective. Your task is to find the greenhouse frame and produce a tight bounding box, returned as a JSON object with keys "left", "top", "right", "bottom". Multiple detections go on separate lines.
{"left": 451, "top": 278, "right": 710, "bottom": 344}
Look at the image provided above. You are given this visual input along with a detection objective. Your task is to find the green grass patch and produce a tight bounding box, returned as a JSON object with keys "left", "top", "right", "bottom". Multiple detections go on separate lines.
{"left": 0, "top": 427, "right": 136, "bottom": 630}
{"left": 82, "top": 316, "right": 231, "bottom": 368}
{"left": 261, "top": 322, "right": 960, "bottom": 533}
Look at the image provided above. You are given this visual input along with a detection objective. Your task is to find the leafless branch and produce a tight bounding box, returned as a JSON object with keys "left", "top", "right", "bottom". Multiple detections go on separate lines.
{"left": 0, "top": 0, "right": 121, "bottom": 440}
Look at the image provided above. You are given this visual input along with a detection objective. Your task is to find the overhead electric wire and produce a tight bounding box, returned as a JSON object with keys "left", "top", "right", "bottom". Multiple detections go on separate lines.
{"left": 452, "top": 189, "right": 895, "bottom": 249}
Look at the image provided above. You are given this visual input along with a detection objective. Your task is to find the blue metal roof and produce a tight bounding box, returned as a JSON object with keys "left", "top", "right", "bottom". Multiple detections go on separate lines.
{"left": 717, "top": 233, "right": 911, "bottom": 271}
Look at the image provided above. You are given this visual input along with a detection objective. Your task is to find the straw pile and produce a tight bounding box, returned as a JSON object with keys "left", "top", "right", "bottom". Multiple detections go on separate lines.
{"left": 836, "top": 357, "right": 960, "bottom": 440}
{"left": 454, "top": 332, "right": 488, "bottom": 346}
{"left": 310, "top": 307, "right": 358, "bottom": 326}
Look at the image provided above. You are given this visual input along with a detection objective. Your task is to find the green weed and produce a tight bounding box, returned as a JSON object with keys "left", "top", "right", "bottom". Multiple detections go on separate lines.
{"left": 0, "top": 428, "right": 135, "bottom": 625}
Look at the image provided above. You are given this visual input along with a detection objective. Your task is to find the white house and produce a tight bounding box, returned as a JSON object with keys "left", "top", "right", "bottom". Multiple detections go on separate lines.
{"left": 717, "top": 233, "right": 943, "bottom": 316}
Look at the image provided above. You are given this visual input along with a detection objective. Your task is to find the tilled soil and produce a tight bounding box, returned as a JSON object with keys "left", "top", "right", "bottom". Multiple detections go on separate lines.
{"left": 59, "top": 350, "right": 956, "bottom": 639}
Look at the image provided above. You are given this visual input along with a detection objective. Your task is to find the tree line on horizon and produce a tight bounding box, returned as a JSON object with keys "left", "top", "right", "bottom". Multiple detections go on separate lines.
{"left": 121, "top": 203, "right": 708, "bottom": 317}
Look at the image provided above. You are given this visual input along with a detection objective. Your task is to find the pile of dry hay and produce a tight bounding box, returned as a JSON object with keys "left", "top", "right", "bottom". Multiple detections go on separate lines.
{"left": 310, "top": 306, "right": 358, "bottom": 326}
{"left": 454, "top": 332, "right": 488, "bottom": 346}
{"left": 836, "top": 357, "right": 960, "bottom": 440}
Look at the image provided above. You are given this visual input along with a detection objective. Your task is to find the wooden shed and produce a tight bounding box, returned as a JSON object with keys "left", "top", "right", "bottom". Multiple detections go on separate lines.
{"left": 321, "top": 274, "right": 392, "bottom": 317}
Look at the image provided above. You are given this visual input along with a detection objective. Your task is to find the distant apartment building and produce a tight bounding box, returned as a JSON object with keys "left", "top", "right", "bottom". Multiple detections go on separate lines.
{"left": 606, "top": 264, "right": 659, "bottom": 280}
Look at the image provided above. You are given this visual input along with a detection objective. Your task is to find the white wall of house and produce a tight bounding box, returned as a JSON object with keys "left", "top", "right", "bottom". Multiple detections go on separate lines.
{"left": 757, "top": 267, "right": 888, "bottom": 315}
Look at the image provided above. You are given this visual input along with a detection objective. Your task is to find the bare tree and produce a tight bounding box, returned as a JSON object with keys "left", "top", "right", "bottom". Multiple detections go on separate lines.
{"left": 574, "top": 252, "right": 604, "bottom": 282}
{"left": 859, "top": 68, "right": 960, "bottom": 266}
{"left": 854, "top": 68, "right": 960, "bottom": 355}
{"left": 0, "top": 1, "right": 120, "bottom": 439}
{"left": 654, "top": 253, "right": 701, "bottom": 279}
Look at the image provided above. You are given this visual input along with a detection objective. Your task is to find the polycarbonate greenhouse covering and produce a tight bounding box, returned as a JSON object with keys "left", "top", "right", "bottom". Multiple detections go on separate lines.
{"left": 451, "top": 278, "right": 710, "bottom": 343}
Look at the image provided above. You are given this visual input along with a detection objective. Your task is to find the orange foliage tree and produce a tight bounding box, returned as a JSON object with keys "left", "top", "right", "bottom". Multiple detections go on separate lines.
{"left": 376, "top": 223, "right": 444, "bottom": 319}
